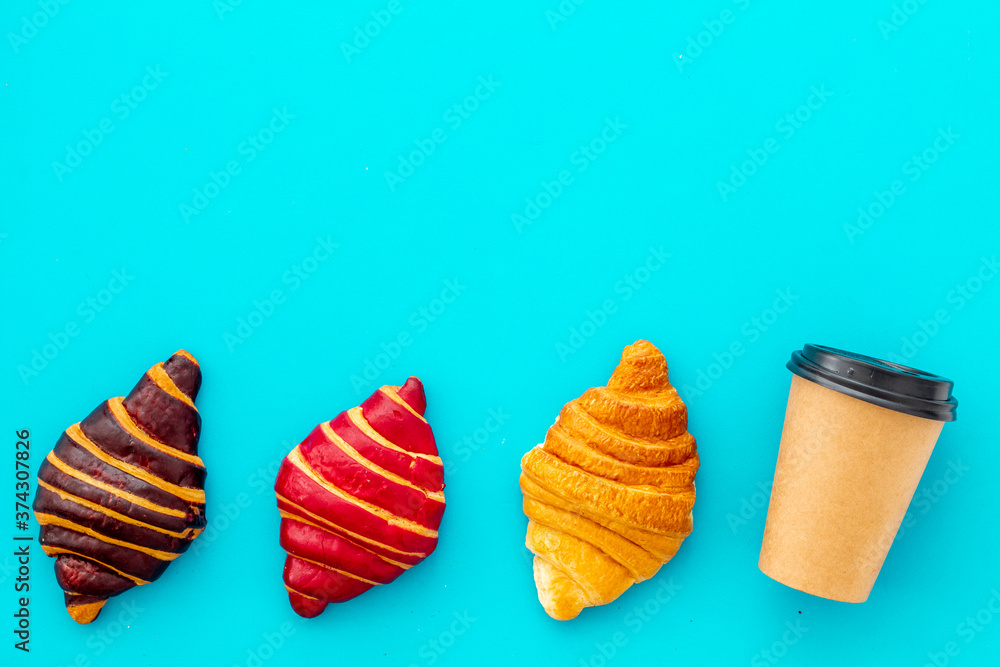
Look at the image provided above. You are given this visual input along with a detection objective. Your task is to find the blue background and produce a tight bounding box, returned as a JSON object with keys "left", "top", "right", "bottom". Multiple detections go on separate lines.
{"left": 2, "top": 1, "right": 998, "bottom": 665}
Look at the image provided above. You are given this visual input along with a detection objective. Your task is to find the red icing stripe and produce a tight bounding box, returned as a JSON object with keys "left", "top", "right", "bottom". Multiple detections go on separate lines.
{"left": 277, "top": 499, "right": 424, "bottom": 566}
{"left": 297, "top": 425, "right": 445, "bottom": 528}
{"left": 275, "top": 460, "right": 439, "bottom": 556}
{"left": 280, "top": 518, "right": 404, "bottom": 585}
{"left": 283, "top": 556, "right": 373, "bottom": 603}
{"left": 287, "top": 591, "right": 326, "bottom": 619}
{"left": 360, "top": 387, "right": 437, "bottom": 456}
{"left": 330, "top": 412, "right": 444, "bottom": 491}
{"left": 395, "top": 376, "right": 427, "bottom": 414}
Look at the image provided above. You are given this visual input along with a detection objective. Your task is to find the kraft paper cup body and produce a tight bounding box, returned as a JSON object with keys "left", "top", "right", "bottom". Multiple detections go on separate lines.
{"left": 759, "top": 374, "right": 945, "bottom": 603}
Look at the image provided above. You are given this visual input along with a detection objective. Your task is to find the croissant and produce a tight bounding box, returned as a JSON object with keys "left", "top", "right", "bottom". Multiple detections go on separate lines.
{"left": 33, "top": 350, "right": 206, "bottom": 624}
{"left": 520, "top": 340, "right": 698, "bottom": 620}
{"left": 274, "top": 377, "right": 445, "bottom": 618}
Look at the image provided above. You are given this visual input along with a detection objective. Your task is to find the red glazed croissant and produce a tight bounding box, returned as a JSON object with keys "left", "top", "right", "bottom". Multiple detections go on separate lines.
{"left": 274, "top": 377, "right": 445, "bottom": 618}
{"left": 33, "top": 351, "right": 206, "bottom": 624}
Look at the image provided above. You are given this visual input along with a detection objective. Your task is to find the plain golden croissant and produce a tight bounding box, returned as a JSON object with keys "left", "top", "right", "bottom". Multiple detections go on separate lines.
{"left": 520, "top": 340, "right": 698, "bottom": 620}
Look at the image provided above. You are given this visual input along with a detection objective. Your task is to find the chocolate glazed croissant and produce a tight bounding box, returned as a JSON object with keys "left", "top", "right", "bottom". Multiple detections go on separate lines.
{"left": 520, "top": 340, "right": 698, "bottom": 620}
{"left": 33, "top": 351, "right": 206, "bottom": 624}
{"left": 275, "top": 377, "right": 445, "bottom": 618}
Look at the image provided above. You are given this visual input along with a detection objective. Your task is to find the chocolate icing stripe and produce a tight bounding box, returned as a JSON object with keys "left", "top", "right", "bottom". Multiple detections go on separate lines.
{"left": 286, "top": 448, "right": 438, "bottom": 538}
{"left": 35, "top": 489, "right": 194, "bottom": 555}
{"left": 55, "top": 556, "right": 135, "bottom": 598}
{"left": 66, "top": 424, "right": 205, "bottom": 503}
{"left": 55, "top": 557, "right": 132, "bottom": 598}
{"left": 278, "top": 511, "right": 413, "bottom": 570}
{"left": 173, "top": 349, "right": 198, "bottom": 365}
{"left": 36, "top": 480, "right": 200, "bottom": 540}
{"left": 39, "top": 457, "right": 194, "bottom": 534}
{"left": 40, "top": 524, "right": 169, "bottom": 581}
{"left": 80, "top": 404, "right": 205, "bottom": 490}
{"left": 275, "top": 498, "right": 426, "bottom": 560}
{"left": 163, "top": 350, "right": 200, "bottom": 398}
{"left": 44, "top": 449, "right": 192, "bottom": 518}
{"left": 35, "top": 513, "right": 183, "bottom": 562}
{"left": 344, "top": 408, "right": 442, "bottom": 464}
{"left": 107, "top": 398, "right": 204, "bottom": 467}
{"left": 121, "top": 367, "right": 201, "bottom": 455}
{"left": 318, "top": 423, "right": 444, "bottom": 500}
{"left": 40, "top": 547, "right": 150, "bottom": 585}
{"left": 147, "top": 364, "right": 196, "bottom": 409}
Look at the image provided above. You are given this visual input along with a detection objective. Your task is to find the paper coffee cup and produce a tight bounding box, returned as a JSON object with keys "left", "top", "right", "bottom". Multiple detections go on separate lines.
{"left": 759, "top": 344, "right": 958, "bottom": 603}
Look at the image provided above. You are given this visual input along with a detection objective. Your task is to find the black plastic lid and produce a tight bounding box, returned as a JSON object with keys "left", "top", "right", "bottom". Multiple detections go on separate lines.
{"left": 786, "top": 344, "right": 958, "bottom": 422}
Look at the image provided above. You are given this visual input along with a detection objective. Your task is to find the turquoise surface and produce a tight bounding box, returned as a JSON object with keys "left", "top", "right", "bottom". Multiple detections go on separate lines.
{"left": 2, "top": 1, "right": 999, "bottom": 665}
